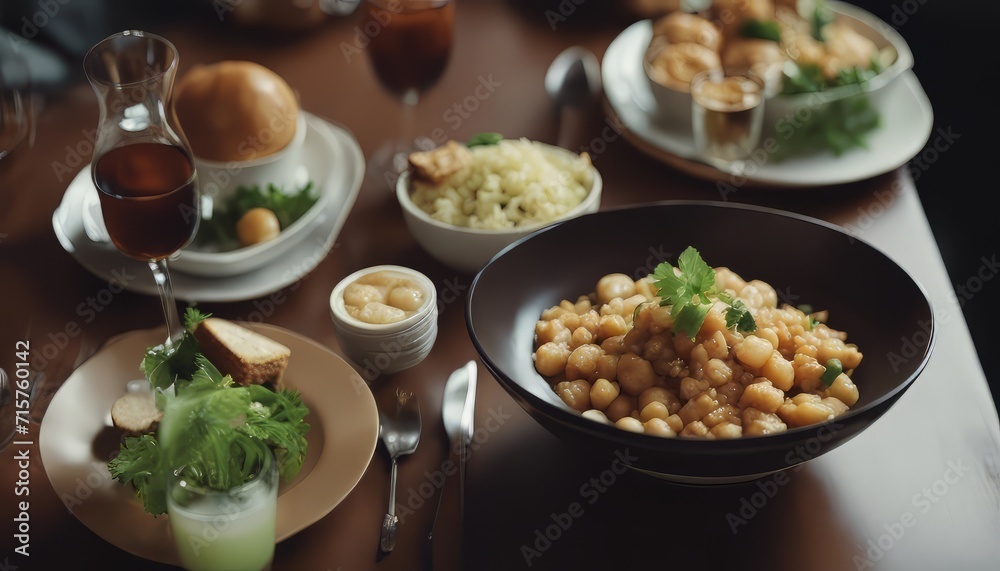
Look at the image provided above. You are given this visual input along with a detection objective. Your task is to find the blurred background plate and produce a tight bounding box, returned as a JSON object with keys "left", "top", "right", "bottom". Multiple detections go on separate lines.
{"left": 603, "top": 18, "right": 934, "bottom": 187}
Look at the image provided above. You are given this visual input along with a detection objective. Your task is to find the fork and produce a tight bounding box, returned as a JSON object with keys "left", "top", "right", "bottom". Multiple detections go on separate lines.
{"left": 378, "top": 388, "right": 421, "bottom": 555}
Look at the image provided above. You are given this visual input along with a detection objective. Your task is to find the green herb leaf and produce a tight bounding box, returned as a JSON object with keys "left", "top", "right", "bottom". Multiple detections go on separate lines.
{"left": 820, "top": 358, "right": 843, "bottom": 387}
{"left": 654, "top": 247, "right": 716, "bottom": 310}
{"left": 466, "top": 132, "right": 503, "bottom": 147}
{"left": 652, "top": 247, "right": 771, "bottom": 339}
{"left": 673, "top": 303, "right": 712, "bottom": 339}
{"left": 740, "top": 19, "right": 782, "bottom": 42}
{"left": 653, "top": 246, "right": 718, "bottom": 339}
{"left": 139, "top": 308, "right": 211, "bottom": 393}
{"left": 192, "top": 181, "right": 318, "bottom": 250}
{"left": 725, "top": 299, "right": 758, "bottom": 333}
{"left": 811, "top": 0, "right": 835, "bottom": 41}
{"left": 108, "top": 434, "right": 168, "bottom": 516}
{"left": 772, "top": 93, "right": 880, "bottom": 160}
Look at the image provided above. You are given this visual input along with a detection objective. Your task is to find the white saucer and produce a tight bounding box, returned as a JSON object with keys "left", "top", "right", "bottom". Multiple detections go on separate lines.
{"left": 603, "top": 20, "right": 935, "bottom": 188}
{"left": 52, "top": 113, "right": 364, "bottom": 303}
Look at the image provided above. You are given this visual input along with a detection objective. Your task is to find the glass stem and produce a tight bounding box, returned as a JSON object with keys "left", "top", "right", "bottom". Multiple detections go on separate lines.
{"left": 395, "top": 88, "right": 421, "bottom": 172}
{"left": 149, "top": 259, "right": 185, "bottom": 351}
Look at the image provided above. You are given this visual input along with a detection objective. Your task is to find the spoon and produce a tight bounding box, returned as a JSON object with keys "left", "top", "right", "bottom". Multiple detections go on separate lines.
{"left": 378, "top": 388, "right": 421, "bottom": 556}
{"left": 544, "top": 46, "right": 602, "bottom": 149}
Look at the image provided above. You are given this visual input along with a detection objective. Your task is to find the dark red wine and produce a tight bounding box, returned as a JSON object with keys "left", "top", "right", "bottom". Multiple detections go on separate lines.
{"left": 364, "top": 1, "right": 454, "bottom": 96}
{"left": 94, "top": 143, "right": 198, "bottom": 261}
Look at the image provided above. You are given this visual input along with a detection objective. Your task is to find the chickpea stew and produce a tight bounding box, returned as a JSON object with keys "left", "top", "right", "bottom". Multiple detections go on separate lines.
{"left": 532, "top": 248, "right": 862, "bottom": 439}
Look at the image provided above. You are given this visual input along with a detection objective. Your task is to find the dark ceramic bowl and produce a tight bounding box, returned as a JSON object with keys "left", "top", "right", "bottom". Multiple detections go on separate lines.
{"left": 466, "top": 201, "right": 934, "bottom": 484}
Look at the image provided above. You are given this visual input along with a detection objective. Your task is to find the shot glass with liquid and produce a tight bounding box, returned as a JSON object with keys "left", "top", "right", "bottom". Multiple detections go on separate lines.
{"left": 690, "top": 69, "right": 765, "bottom": 173}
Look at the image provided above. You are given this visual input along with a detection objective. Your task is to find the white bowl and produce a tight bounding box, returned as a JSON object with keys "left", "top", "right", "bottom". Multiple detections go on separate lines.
{"left": 329, "top": 265, "right": 438, "bottom": 379}
{"left": 171, "top": 112, "right": 331, "bottom": 277}
{"left": 643, "top": 1, "right": 914, "bottom": 133}
{"left": 396, "top": 143, "right": 603, "bottom": 275}
{"left": 195, "top": 113, "right": 309, "bottom": 205}
{"left": 759, "top": 1, "right": 913, "bottom": 129}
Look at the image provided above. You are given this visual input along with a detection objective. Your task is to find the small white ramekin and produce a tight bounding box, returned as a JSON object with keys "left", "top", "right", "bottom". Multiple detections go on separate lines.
{"left": 329, "top": 265, "right": 438, "bottom": 379}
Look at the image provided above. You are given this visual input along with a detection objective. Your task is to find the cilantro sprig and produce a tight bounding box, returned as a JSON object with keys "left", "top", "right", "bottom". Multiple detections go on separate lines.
{"left": 652, "top": 247, "right": 758, "bottom": 340}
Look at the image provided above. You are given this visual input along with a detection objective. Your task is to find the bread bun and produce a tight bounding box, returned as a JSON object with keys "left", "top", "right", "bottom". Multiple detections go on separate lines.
{"left": 174, "top": 61, "right": 299, "bottom": 163}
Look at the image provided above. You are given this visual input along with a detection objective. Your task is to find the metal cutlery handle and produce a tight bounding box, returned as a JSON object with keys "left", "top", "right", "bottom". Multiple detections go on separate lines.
{"left": 379, "top": 512, "right": 398, "bottom": 553}
{"left": 380, "top": 458, "right": 400, "bottom": 553}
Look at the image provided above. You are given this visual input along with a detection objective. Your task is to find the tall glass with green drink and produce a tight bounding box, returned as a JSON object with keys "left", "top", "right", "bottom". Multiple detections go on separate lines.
{"left": 167, "top": 444, "right": 278, "bottom": 571}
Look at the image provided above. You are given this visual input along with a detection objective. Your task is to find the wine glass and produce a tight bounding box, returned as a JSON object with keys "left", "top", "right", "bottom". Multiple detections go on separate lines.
{"left": 0, "top": 40, "right": 35, "bottom": 161}
{"left": 83, "top": 31, "right": 199, "bottom": 351}
{"left": 362, "top": 0, "right": 455, "bottom": 177}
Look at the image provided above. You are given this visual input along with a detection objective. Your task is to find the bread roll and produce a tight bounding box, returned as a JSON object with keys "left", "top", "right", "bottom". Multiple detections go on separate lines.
{"left": 174, "top": 61, "right": 299, "bottom": 163}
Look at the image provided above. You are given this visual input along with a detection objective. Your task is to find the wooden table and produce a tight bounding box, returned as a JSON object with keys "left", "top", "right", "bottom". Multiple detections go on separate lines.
{"left": 2, "top": 2, "right": 999, "bottom": 569}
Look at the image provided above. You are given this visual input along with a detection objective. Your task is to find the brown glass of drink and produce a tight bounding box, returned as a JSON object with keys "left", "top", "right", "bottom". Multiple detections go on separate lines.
{"left": 690, "top": 69, "right": 765, "bottom": 173}
{"left": 361, "top": 0, "right": 455, "bottom": 176}
{"left": 84, "top": 30, "right": 200, "bottom": 352}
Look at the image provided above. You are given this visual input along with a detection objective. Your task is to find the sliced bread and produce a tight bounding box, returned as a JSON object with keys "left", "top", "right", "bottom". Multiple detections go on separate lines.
{"left": 194, "top": 317, "right": 291, "bottom": 389}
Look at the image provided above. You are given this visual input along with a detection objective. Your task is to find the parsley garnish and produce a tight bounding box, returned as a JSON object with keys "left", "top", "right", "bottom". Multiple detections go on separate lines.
{"left": 725, "top": 299, "right": 758, "bottom": 333}
{"left": 652, "top": 247, "right": 758, "bottom": 339}
{"left": 467, "top": 132, "right": 503, "bottom": 147}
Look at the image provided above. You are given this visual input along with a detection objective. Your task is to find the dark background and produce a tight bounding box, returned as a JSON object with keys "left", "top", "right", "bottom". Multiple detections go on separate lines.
{"left": 3, "top": 0, "right": 998, "bottom": 414}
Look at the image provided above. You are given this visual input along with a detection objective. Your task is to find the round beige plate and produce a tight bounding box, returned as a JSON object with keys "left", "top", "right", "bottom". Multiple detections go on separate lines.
{"left": 38, "top": 323, "right": 379, "bottom": 566}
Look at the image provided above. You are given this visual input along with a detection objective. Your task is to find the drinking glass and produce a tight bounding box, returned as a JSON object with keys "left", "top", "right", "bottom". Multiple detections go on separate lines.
{"left": 362, "top": 0, "right": 455, "bottom": 176}
{"left": 690, "top": 68, "right": 765, "bottom": 175}
{"left": 167, "top": 445, "right": 279, "bottom": 571}
{"left": 0, "top": 41, "right": 35, "bottom": 161}
{"left": 83, "top": 31, "right": 199, "bottom": 350}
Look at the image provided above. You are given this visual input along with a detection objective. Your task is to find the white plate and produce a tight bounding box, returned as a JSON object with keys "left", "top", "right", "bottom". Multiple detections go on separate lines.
{"left": 52, "top": 113, "right": 364, "bottom": 302}
{"left": 38, "top": 323, "right": 379, "bottom": 567}
{"left": 603, "top": 19, "right": 935, "bottom": 188}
